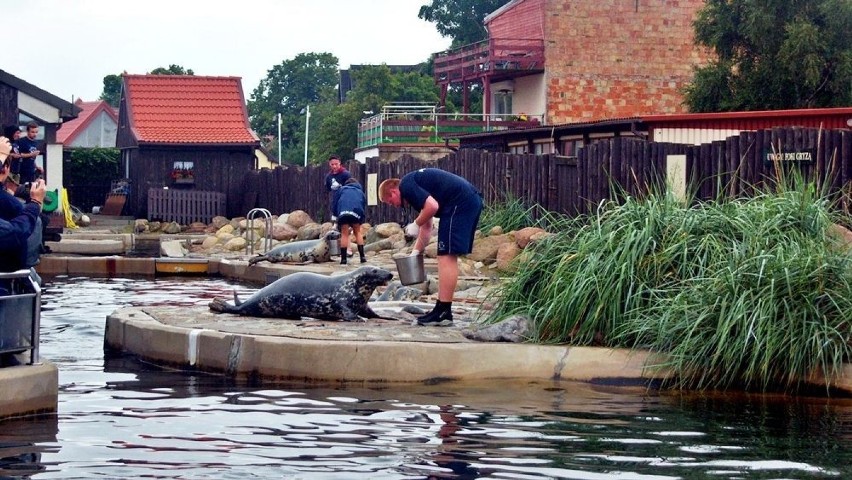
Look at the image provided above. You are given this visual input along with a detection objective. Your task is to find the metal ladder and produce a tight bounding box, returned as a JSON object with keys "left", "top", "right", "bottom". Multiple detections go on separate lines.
{"left": 245, "top": 208, "right": 272, "bottom": 255}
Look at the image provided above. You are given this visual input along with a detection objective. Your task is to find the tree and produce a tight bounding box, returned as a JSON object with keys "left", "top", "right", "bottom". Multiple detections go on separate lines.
{"left": 149, "top": 64, "right": 195, "bottom": 75}
{"left": 685, "top": 0, "right": 852, "bottom": 112}
{"left": 247, "top": 53, "right": 339, "bottom": 164}
{"left": 418, "top": 0, "right": 510, "bottom": 47}
{"left": 99, "top": 74, "right": 122, "bottom": 107}
{"left": 314, "top": 65, "right": 441, "bottom": 161}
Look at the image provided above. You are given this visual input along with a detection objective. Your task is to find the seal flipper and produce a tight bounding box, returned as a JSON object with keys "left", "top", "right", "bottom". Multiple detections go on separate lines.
{"left": 358, "top": 304, "right": 391, "bottom": 320}
{"left": 209, "top": 297, "right": 240, "bottom": 314}
{"left": 248, "top": 255, "right": 267, "bottom": 266}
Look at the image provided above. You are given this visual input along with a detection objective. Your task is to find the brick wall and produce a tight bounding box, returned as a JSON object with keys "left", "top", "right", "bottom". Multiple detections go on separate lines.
{"left": 545, "top": 0, "right": 711, "bottom": 123}
{"left": 487, "top": 0, "right": 545, "bottom": 39}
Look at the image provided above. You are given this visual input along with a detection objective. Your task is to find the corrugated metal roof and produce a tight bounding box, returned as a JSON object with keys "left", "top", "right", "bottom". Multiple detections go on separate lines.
{"left": 123, "top": 75, "right": 259, "bottom": 145}
{"left": 453, "top": 116, "right": 643, "bottom": 140}
{"left": 641, "top": 108, "right": 852, "bottom": 130}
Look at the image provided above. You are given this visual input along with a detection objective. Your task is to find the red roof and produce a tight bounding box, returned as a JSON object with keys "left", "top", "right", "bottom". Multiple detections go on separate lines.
{"left": 56, "top": 99, "right": 118, "bottom": 144}
{"left": 122, "top": 75, "right": 259, "bottom": 145}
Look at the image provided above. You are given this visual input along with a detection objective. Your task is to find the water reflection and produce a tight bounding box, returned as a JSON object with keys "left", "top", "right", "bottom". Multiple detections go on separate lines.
{"left": 0, "top": 276, "right": 849, "bottom": 479}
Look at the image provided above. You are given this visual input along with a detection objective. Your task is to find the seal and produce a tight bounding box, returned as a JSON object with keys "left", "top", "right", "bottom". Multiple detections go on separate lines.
{"left": 248, "top": 230, "right": 340, "bottom": 266}
{"left": 208, "top": 265, "right": 394, "bottom": 321}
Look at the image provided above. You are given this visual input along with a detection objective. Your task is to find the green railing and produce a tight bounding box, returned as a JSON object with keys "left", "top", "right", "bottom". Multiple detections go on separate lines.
{"left": 357, "top": 104, "right": 542, "bottom": 149}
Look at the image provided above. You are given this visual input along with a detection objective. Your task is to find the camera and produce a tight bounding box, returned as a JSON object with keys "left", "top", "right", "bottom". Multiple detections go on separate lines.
{"left": 14, "top": 182, "right": 31, "bottom": 202}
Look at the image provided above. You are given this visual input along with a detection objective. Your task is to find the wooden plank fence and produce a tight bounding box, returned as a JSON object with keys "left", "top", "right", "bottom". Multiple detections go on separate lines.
{"left": 240, "top": 127, "right": 852, "bottom": 226}
{"left": 147, "top": 188, "right": 226, "bottom": 224}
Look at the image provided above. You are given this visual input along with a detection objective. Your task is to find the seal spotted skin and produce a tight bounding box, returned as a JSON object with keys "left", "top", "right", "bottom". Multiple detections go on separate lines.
{"left": 248, "top": 230, "right": 340, "bottom": 266}
{"left": 209, "top": 266, "right": 394, "bottom": 321}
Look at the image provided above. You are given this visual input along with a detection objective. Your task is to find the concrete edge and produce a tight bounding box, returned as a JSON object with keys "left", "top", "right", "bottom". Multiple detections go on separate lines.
{"left": 104, "top": 308, "right": 671, "bottom": 385}
{"left": 0, "top": 362, "right": 59, "bottom": 419}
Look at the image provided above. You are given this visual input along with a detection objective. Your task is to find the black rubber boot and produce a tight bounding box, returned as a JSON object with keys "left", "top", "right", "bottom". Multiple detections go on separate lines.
{"left": 416, "top": 301, "right": 453, "bottom": 326}
{"left": 340, "top": 250, "right": 347, "bottom": 265}
{"left": 358, "top": 244, "right": 366, "bottom": 263}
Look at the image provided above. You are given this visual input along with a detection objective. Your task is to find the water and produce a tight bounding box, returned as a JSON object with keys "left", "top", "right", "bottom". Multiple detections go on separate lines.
{"left": 1, "top": 276, "right": 851, "bottom": 479}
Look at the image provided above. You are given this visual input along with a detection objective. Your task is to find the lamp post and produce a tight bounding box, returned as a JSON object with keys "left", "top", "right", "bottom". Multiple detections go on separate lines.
{"left": 302, "top": 105, "right": 311, "bottom": 167}
{"left": 277, "top": 112, "right": 282, "bottom": 166}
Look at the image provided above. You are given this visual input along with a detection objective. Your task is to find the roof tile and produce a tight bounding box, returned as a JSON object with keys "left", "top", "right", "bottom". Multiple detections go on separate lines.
{"left": 123, "top": 75, "right": 259, "bottom": 145}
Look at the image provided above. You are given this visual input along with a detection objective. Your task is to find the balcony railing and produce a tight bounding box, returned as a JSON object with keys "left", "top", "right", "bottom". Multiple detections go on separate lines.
{"left": 433, "top": 38, "right": 545, "bottom": 84}
{"left": 357, "top": 103, "right": 541, "bottom": 149}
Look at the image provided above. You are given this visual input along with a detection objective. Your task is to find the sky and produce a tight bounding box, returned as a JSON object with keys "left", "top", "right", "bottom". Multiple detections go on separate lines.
{"left": 4, "top": 0, "right": 452, "bottom": 103}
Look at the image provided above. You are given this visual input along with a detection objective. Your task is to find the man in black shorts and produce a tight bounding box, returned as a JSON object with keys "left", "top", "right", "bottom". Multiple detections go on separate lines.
{"left": 379, "top": 168, "right": 483, "bottom": 326}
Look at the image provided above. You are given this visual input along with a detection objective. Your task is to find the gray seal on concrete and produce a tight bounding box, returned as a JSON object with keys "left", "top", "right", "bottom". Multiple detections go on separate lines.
{"left": 462, "top": 315, "right": 531, "bottom": 342}
{"left": 209, "top": 265, "right": 394, "bottom": 321}
{"left": 248, "top": 230, "right": 340, "bottom": 265}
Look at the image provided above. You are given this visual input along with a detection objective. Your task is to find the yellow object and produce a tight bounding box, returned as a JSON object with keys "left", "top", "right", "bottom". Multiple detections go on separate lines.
{"left": 60, "top": 188, "right": 77, "bottom": 229}
{"left": 155, "top": 259, "right": 209, "bottom": 275}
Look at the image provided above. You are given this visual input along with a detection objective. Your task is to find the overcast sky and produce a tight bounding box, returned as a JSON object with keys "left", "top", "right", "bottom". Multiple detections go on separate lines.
{"left": 5, "top": 0, "right": 451, "bottom": 103}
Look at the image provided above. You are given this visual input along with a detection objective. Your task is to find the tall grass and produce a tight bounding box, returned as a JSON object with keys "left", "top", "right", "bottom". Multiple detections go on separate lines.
{"left": 485, "top": 175, "right": 852, "bottom": 392}
{"left": 478, "top": 193, "right": 541, "bottom": 234}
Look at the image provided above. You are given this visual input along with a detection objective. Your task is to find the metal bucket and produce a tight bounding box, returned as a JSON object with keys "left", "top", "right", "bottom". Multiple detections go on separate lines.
{"left": 394, "top": 254, "right": 426, "bottom": 286}
{"left": 328, "top": 239, "right": 341, "bottom": 256}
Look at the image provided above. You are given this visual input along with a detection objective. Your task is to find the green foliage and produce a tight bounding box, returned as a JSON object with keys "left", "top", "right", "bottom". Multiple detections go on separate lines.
{"left": 99, "top": 74, "right": 122, "bottom": 107}
{"left": 685, "top": 0, "right": 852, "bottom": 111}
{"left": 478, "top": 193, "right": 539, "bottom": 234}
{"left": 418, "top": 0, "right": 511, "bottom": 47}
{"left": 149, "top": 64, "right": 195, "bottom": 75}
{"left": 65, "top": 148, "right": 121, "bottom": 185}
{"left": 486, "top": 176, "right": 852, "bottom": 393}
{"left": 247, "top": 52, "right": 339, "bottom": 164}
{"left": 314, "top": 64, "right": 440, "bottom": 161}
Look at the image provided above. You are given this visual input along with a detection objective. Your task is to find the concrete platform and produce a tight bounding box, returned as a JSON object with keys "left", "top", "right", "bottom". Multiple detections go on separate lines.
{"left": 0, "top": 362, "right": 58, "bottom": 419}
{"left": 104, "top": 306, "right": 669, "bottom": 385}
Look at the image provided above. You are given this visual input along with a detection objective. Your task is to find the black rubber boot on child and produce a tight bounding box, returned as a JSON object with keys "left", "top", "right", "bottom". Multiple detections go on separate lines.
{"left": 340, "top": 251, "right": 347, "bottom": 265}
{"left": 358, "top": 244, "right": 367, "bottom": 263}
{"left": 417, "top": 301, "right": 453, "bottom": 326}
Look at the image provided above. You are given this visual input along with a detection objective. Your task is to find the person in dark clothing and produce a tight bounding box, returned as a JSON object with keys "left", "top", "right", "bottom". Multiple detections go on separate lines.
{"left": 0, "top": 137, "right": 46, "bottom": 273}
{"left": 379, "top": 168, "right": 483, "bottom": 327}
{"left": 15, "top": 122, "right": 41, "bottom": 184}
{"left": 3, "top": 125, "right": 22, "bottom": 182}
{"left": 332, "top": 178, "right": 367, "bottom": 265}
{"left": 324, "top": 155, "right": 351, "bottom": 222}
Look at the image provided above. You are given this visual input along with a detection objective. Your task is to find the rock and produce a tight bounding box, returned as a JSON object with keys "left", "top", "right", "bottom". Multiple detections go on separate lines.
{"left": 134, "top": 219, "right": 149, "bottom": 233}
{"left": 162, "top": 222, "right": 182, "bottom": 234}
{"left": 365, "top": 238, "right": 394, "bottom": 253}
{"left": 462, "top": 315, "right": 531, "bottom": 343}
{"left": 148, "top": 221, "right": 162, "bottom": 233}
{"left": 78, "top": 214, "right": 91, "bottom": 227}
{"left": 286, "top": 210, "right": 312, "bottom": 228}
{"left": 468, "top": 233, "right": 514, "bottom": 263}
{"left": 186, "top": 222, "right": 207, "bottom": 234}
{"left": 495, "top": 242, "right": 522, "bottom": 271}
{"left": 160, "top": 239, "right": 188, "bottom": 258}
{"left": 223, "top": 237, "right": 247, "bottom": 251}
{"left": 270, "top": 223, "right": 299, "bottom": 241}
{"left": 210, "top": 216, "right": 230, "bottom": 230}
{"left": 201, "top": 236, "right": 220, "bottom": 249}
{"left": 515, "top": 227, "right": 547, "bottom": 248}
{"left": 369, "top": 222, "right": 403, "bottom": 242}
{"left": 296, "top": 223, "right": 322, "bottom": 240}
{"left": 828, "top": 223, "right": 852, "bottom": 253}
{"left": 489, "top": 225, "right": 503, "bottom": 236}
{"left": 216, "top": 224, "right": 235, "bottom": 237}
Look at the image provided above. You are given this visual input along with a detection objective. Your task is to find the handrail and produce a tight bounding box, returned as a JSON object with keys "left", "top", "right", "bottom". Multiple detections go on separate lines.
{"left": 245, "top": 208, "right": 272, "bottom": 255}
{"left": 0, "top": 269, "right": 41, "bottom": 365}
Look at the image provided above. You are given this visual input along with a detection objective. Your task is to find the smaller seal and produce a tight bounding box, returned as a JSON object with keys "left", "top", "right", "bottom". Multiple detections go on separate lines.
{"left": 249, "top": 230, "right": 340, "bottom": 266}
{"left": 209, "top": 265, "right": 394, "bottom": 321}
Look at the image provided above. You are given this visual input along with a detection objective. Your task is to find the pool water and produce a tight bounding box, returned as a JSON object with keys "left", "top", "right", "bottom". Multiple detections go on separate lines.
{"left": 1, "top": 276, "right": 851, "bottom": 479}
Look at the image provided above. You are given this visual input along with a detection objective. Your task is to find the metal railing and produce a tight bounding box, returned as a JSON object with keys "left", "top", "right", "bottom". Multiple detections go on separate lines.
{"left": 0, "top": 269, "right": 42, "bottom": 365}
{"left": 357, "top": 103, "right": 542, "bottom": 149}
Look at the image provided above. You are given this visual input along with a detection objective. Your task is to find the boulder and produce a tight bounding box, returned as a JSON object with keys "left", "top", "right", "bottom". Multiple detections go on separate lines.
{"left": 270, "top": 223, "right": 299, "bottom": 241}
{"left": 162, "top": 222, "right": 182, "bottom": 234}
{"left": 210, "top": 216, "right": 230, "bottom": 230}
{"left": 515, "top": 227, "right": 548, "bottom": 249}
{"left": 223, "top": 237, "right": 247, "bottom": 251}
{"left": 468, "top": 233, "right": 514, "bottom": 263}
{"left": 286, "top": 210, "right": 312, "bottom": 228}
{"left": 296, "top": 223, "right": 323, "bottom": 241}
{"left": 495, "top": 242, "right": 522, "bottom": 271}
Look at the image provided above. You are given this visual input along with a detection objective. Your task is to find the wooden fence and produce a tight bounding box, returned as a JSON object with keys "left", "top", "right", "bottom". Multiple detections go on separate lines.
{"left": 241, "top": 127, "right": 852, "bottom": 225}
{"left": 147, "top": 188, "right": 226, "bottom": 224}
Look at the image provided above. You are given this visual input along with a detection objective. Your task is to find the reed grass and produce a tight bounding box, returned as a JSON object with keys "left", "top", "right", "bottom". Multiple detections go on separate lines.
{"left": 478, "top": 193, "right": 540, "bottom": 234}
{"left": 485, "top": 174, "right": 852, "bottom": 392}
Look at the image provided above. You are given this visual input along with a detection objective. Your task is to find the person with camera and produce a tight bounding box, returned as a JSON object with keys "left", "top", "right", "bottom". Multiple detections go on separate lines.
{"left": 0, "top": 136, "right": 45, "bottom": 274}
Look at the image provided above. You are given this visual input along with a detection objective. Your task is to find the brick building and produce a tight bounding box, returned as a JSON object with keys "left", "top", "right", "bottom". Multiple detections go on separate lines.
{"left": 433, "top": 0, "right": 710, "bottom": 125}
